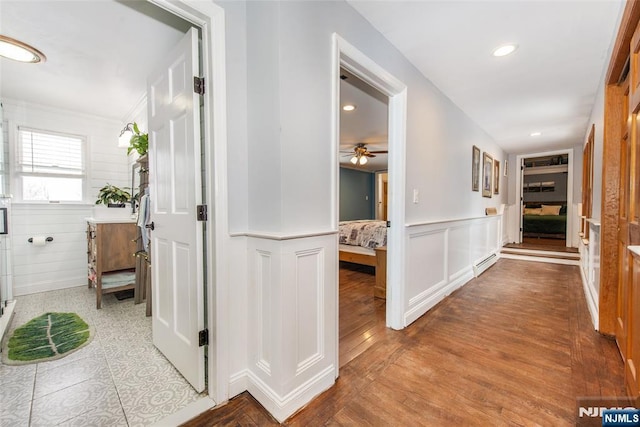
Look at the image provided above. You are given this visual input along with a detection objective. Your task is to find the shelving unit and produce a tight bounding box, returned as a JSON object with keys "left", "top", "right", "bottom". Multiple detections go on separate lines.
{"left": 133, "top": 153, "right": 151, "bottom": 316}
{"left": 87, "top": 219, "right": 137, "bottom": 309}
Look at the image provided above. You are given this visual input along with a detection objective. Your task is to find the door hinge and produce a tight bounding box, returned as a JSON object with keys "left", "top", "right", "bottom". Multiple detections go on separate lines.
{"left": 197, "top": 205, "right": 207, "bottom": 221}
{"left": 199, "top": 329, "right": 209, "bottom": 347}
{"left": 194, "top": 76, "right": 205, "bottom": 95}
{"left": 386, "top": 221, "right": 390, "bottom": 227}
{"left": 521, "top": 166, "right": 524, "bottom": 171}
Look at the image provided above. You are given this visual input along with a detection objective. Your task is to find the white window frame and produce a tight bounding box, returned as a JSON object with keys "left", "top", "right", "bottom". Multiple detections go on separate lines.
{"left": 13, "top": 126, "right": 88, "bottom": 204}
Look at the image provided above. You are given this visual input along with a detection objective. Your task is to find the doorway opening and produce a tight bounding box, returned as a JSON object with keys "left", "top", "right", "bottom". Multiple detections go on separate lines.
{"left": 337, "top": 68, "right": 389, "bottom": 368}
{"left": 506, "top": 149, "right": 577, "bottom": 257}
{"left": 0, "top": 0, "right": 225, "bottom": 423}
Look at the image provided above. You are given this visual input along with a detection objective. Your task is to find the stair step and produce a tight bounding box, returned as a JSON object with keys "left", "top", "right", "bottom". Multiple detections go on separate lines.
{"left": 501, "top": 248, "right": 580, "bottom": 261}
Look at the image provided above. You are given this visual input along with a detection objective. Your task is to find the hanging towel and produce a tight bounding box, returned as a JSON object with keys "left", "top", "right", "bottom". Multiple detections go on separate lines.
{"left": 137, "top": 188, "right": 151, "bottom": 250}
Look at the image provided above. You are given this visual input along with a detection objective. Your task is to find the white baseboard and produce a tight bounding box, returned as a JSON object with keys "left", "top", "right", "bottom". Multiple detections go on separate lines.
{"left": 404, "top": 267, "right": 474, "bottom": 326}
{"left": 13, "top": 277, "right": 85, "bottom": 296}
{"left": 579, "top": 261, "right": 599, "bottom": 331}
{"left": 228, "top": 369, "right": 249, "bottom": 398}
{"left": 246, "top": 364, "right": 335, "bottom": 422}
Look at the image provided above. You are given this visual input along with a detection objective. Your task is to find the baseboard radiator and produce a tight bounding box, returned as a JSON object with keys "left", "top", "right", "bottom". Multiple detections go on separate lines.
{"left": 473, "top": 253, "right": 497, "bottom": 277}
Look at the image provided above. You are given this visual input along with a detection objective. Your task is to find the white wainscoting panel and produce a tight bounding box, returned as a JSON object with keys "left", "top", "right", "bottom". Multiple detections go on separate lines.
{"left": 448, "top": 225, "right": 472, "bottom": 281}
{"left": 404, "top": 215, "right": 501, "bottom": 326}
{"left": 245, "top": 233, "right": 337, "bottom": 422}
{"left": 580, "top": 221, "right": 600, "bottom": 330}
{"left": 406, "top": 229, "right": 446, "bottom": 308}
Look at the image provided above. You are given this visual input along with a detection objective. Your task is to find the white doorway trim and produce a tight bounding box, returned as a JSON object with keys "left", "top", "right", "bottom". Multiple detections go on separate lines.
{"left": 332, "top": 33, "right": 408, "bottom": 342}
{"left": 514, "top": 148, "right": 574, "bottom": 247}
{"left": 148, "top": 0, "right": 229, "bottom": 405}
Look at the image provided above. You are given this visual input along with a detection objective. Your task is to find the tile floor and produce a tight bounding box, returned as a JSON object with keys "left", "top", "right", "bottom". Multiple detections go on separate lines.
{"left": 0, "top": 286, "right": 205, "bottom": 426}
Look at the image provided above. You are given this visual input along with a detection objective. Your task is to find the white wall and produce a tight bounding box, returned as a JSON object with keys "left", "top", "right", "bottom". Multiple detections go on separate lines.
{"left": 2, "top": 100, "right": 130, "bottom": 296}
{"left": 231, "top": 0, "right": 506, "bottom": 421}
{"left": 244, "top": 1, "right": 506, "bottom": 233}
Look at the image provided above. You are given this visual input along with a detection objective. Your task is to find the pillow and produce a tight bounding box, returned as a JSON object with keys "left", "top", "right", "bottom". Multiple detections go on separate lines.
{"left": 540, "top": 205, "right": 562, "bottom": 215}
{"left": 524, "top": 208, "right": 542, "bottom": 215}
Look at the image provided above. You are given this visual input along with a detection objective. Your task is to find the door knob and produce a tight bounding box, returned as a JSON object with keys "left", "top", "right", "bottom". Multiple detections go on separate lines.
{"left": 145, "top": 222, "right": 155, "bottom": 231}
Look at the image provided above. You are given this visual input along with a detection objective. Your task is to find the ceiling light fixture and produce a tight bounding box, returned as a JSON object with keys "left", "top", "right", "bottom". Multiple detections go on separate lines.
{"left": 0, "top": 35, "right": 46, "bottom": 63}
{"left": 492, "top": 43, "right": 518, "bottom": 57}
{"left": 342, "top": 104, "right": 356, "bottom": 112}
{"left": 350, "top": 152, "right": 368, "bottom": 166}
{"left": 530, "top": 131, "right": 542, "bottom": 137}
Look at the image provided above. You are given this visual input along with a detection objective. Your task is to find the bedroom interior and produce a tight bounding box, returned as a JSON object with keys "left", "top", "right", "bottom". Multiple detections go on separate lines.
{"left": 521, "top": 153, "right": 569, "bottom": 247}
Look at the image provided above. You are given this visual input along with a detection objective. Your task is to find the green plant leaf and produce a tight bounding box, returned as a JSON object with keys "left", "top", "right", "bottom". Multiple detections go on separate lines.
{"left": 96, "top": 183, "right": 131, "bottom": 205}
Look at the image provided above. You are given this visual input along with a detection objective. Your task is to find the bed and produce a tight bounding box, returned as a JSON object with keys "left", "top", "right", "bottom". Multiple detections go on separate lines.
{"left": 522, "top": 203, "right": 567, "bottom": 239}
{"left": 338, "top": 220, "right": 388, "bottom": 298}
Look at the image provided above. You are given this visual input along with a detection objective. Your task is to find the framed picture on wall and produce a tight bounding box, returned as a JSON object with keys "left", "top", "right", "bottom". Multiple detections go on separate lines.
{"left": 482, "top": 152, "right": 493, "bottom": 198}
{"left": 494, "top": 160, "right": 500, "bottom": 195}
{"left": 472, "top": 145, "right": 480, "bottom": 191}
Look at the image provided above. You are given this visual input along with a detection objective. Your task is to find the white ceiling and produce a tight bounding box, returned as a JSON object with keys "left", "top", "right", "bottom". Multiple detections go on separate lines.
{"left": 0, "top": 1, "right": 191, "bottom": 121}
{"left": 348, "top": 0, "right": 625, "bottom": 154}
{"left": 340, "top": 70, "right": 389, "bottom": 172}
{"left": 0, "top": 0, "right": 625, "bottom": 160}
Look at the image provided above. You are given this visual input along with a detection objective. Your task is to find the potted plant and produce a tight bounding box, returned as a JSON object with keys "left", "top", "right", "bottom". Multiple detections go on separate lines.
{"left": 96, "top": 183, "right": 131, "bottom": 208}
{"left": 126, "top": 122, "right": 148, "bottom": 157}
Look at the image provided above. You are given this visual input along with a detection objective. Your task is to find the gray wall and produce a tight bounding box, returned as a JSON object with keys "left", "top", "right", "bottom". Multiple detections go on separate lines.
{"left": 243, "top": 1, "right": 506, "bottom": 234}
{"left": 339, "top": 168, "right": 375, "bottom": 220}
{"left": 523, "top": 172, "right": 568, "bottom": 203}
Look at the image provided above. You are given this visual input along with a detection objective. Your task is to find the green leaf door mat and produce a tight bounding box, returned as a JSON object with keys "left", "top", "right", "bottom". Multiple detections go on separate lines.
{"left": 3, "top": 312, "right": 93, "bottom": 365}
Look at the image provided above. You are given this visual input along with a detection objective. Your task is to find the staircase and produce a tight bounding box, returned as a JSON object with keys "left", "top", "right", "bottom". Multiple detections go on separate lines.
{"left": 500, "top": 246, "right": 580, "bottom": 265}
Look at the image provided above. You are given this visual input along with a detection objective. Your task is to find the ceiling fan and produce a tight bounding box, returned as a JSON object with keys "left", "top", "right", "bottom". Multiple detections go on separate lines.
{"left": 342, "top": 143, "right": 388, "bottom": 166}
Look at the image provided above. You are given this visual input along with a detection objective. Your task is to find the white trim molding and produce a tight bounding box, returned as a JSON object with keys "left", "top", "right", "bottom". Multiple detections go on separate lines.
{"left": 332, "top": 33, "right": 408, "bottom": 332}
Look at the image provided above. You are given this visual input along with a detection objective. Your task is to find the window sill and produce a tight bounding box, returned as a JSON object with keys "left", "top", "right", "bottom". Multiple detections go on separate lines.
{"left": 12, "top": 201, "right": 95, "bottom": 208}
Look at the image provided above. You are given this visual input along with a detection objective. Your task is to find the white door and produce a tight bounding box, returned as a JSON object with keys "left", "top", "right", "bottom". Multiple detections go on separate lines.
{"left": 147, "top": 27, "right": 205, "bottom": 392}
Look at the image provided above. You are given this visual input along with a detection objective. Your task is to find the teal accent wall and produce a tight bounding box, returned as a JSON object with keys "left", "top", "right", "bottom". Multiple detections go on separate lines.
{"left": 340, "top": 168, "right": 375, "bottom": 221}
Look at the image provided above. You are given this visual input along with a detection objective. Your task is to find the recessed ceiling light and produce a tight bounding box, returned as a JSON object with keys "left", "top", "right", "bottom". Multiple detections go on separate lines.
{"left": 0, "top": 35, "right": 46, "bottom": 63}
{"left": 492, "top": 44, "right": 518, "bottom": 57}
{"left": 342, "top": 104, "right": 356, "bottom": 112}
{"left": 530, "top": 131, "right": 542, "bottom": 137}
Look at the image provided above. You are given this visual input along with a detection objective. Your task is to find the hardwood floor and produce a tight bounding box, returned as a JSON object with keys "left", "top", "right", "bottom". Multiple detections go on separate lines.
{"left": 183, "top": 259, "right": 625, "bottom": 426}
{"left": 338, "top": 261, "right": 387, "bottom": 367}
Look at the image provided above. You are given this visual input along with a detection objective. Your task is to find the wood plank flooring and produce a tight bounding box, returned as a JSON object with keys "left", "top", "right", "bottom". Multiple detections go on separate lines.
{"left": 183, "top": 259, "right": 625, "bottom": 426}
{"left": 338, "top": 262, "right": 387, "bottom": 367}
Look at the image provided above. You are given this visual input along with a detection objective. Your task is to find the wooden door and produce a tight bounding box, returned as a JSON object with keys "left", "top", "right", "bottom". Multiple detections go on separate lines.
{"left": 617, "top": 77, "right": 631, "bottom": 362}
{"left": 624, "top": 23, "right": 640, "bottom": 402}
{"left": 148, "top": 27, "right": 206, "bottom": 392}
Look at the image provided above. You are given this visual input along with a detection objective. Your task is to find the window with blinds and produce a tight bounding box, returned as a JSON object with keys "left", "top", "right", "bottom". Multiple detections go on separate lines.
{"left": 17, "top": 128, "right": 86, "bottom": 202}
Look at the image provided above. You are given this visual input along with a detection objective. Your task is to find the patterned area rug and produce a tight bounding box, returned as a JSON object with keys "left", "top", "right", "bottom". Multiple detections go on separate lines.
{"left": 2, "top": 312, "right": 93, "bottom": 365}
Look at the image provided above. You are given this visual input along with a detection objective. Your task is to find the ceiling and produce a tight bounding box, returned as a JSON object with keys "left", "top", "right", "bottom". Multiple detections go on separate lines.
{"left": 0, "top": 1, "right": 191, "bottom": 121}
{"left": 348, "top": 0, "right": 625, "bottom": 155}
{"left": 0, "top": 1, "right": 625, "bottom": 162}
{"left": 339, "top": 70, "right": 389, "bottom": 172}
